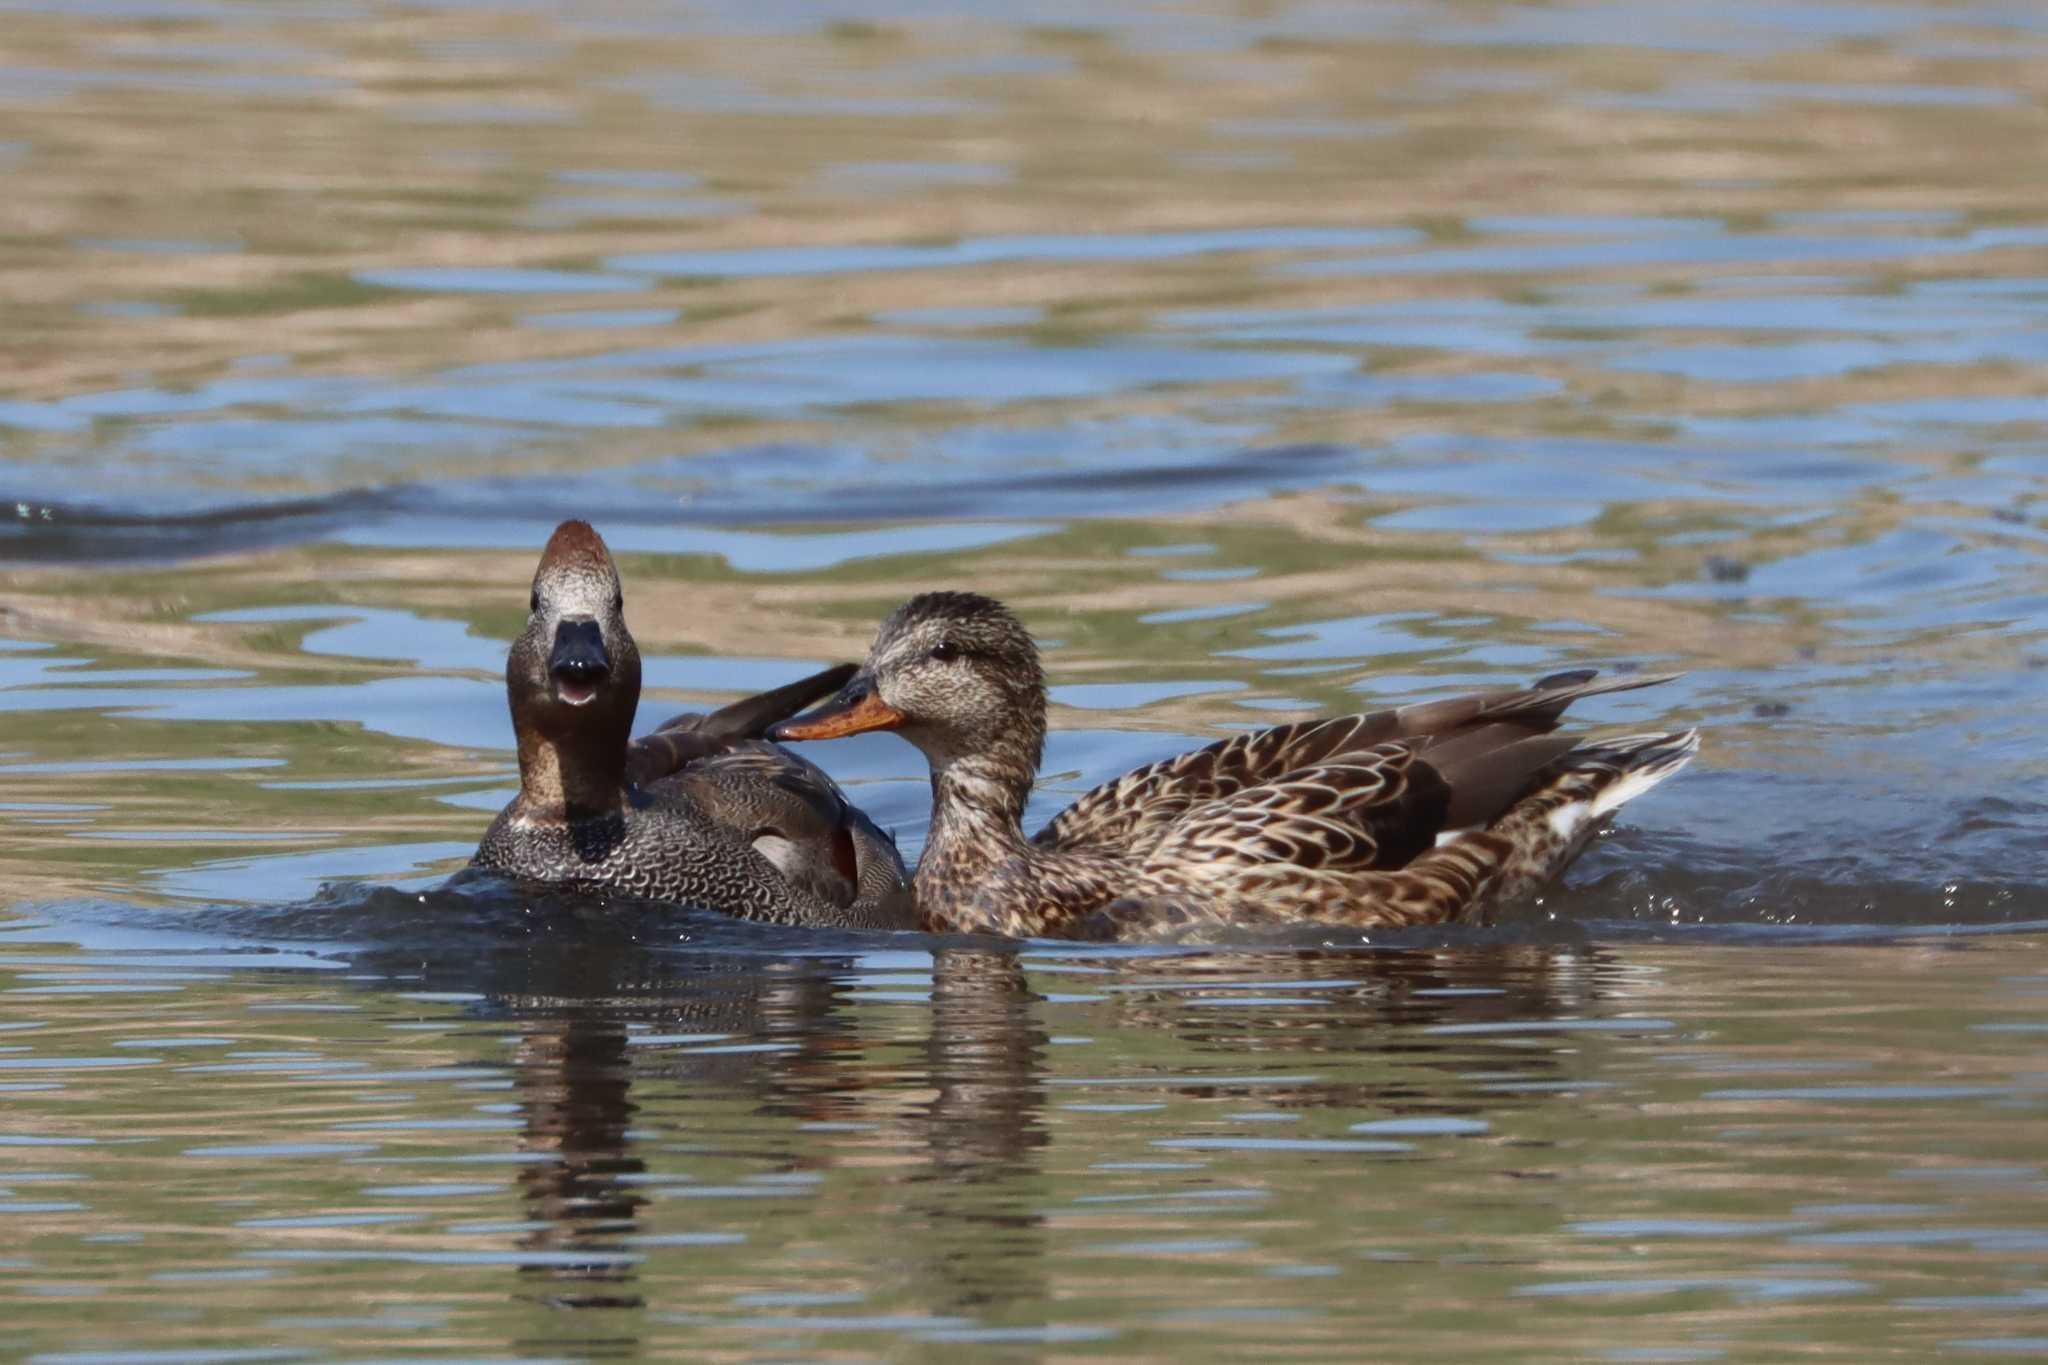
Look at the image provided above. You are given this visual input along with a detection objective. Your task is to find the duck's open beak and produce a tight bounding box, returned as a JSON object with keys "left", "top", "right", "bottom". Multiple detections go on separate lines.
{"left": 549, "top": 617, "right": 610, "bottom": 706}
{"left": 771, "top": 673, "right": 905, "bottom": 741}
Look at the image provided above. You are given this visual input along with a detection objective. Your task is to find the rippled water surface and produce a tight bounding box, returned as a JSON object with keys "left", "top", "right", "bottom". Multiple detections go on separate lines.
{"left": 2, "top": 0, "right": 2045, "bottom": 1357}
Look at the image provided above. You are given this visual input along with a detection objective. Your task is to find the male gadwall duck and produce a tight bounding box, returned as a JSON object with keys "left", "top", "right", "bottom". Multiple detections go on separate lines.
{"left": 774, "top": 592, "right": 1696, "bottom": 939}
{"left": 470, "top": 521, "right": 913, "bottom": 928}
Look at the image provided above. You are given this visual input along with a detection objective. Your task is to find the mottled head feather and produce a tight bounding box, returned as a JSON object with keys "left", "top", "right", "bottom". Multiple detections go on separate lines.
{"left": 882, "top": 591, "right": 1015, "bottom": 636}
{"left": 876, "top": 592, "right": 1035, "bottom": 670}
{"left": 858, "top": 590, "right": 1045, "bottom": 785}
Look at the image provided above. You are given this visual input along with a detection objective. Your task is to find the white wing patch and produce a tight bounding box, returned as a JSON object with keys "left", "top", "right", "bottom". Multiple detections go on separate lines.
{"left": 1545, "top": 800, "right": 1593, "bottom": 842}
{"left": 751, "top": 833, "right": 800, "bottom": 876}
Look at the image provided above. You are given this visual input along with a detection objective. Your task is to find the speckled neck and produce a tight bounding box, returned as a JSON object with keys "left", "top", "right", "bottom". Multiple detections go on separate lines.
{"left": 915, "top": 744, "right": 1037, "bottom": 902}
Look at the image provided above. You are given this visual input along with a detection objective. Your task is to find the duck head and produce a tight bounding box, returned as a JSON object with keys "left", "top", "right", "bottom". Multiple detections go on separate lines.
{"left": 507, "top": 520, "right": 642, "bottom": 813}
{"left": 774, "top": 591, "right": 1045, "bottom": 776}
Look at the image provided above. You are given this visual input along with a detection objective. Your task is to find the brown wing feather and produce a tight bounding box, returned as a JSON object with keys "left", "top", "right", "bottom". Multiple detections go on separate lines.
{"left": 1039, "top": 671, "right": 1677, "bottom": 856}
{"left": 625, "top": 663, "right": 858, "bottom": 788}
{"left": 1427, "top": 732, "right": 1583, "bottom": 831}
{"left": 650, "top": 740, "right": 911, "bottom": 919}
{"left": 1139, "top": 745, "right": 1450, "bottom": 878}
{"left": 654, "top": 741, "right": 852, "bottom": 842}
{"left": 625, "top": 720, "right": 717, "bottom": 788}
{"left": 1037, "top": 714, "right": 1403, "bottom": 854}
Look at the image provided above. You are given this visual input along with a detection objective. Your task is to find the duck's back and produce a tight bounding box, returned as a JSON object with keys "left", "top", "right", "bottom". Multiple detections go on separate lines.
{"left": 650, "top": 741, "right": 914, "bottom": 930}
{"left": 1000, "top": 670, "right": 1695, "bottom": 938}
{"left": 1034, "top": 671, "right": 1672, "bottom": 862}
{"left": 473, "top": 792, "right": 819, "bottom": 923}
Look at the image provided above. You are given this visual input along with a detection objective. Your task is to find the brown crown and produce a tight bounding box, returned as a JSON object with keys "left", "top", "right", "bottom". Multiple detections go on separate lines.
{"left": 538, "top": 519, "right": 617, "bottom": 577}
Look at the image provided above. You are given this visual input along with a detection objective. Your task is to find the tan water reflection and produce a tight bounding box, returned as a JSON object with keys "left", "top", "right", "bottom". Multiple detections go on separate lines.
{"left": 1, "top": 932, "right": 2044, "bottom": 1359}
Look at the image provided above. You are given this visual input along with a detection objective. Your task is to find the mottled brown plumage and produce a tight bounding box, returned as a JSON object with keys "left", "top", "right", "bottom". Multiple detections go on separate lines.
{"left": 774, "top": 593, "right": 1698, "bottom": 941}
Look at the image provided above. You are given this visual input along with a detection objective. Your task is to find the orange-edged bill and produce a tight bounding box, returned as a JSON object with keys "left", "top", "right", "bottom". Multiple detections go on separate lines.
{"left": 773, "top": 688, "right": 906, "bottom": 741}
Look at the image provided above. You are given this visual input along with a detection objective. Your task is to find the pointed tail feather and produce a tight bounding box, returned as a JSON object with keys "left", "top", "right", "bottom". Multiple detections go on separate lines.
{"left": 1574, "top": 729, "right": 1701, "bottom": 820}
{"left": 1392, "top": 670, "right": 1683, "bottom": 739}
{"left": 1476, "top": 729, "right": 1699, "bottom": 902}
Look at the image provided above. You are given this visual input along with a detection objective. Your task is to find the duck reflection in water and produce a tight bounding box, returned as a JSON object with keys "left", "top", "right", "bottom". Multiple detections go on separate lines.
{"left": 512, "top": 1006, "right": 644, "bottom": 1312}
{"left": 490, "top": 935, "right": 867, "bottom": 1315}
{"left": 487, "top": 941, "right": 1054, "bottom": 1321}
{"left": 909, "top": 948, "right": 1052, "bottom": 1315}
{"left": 330, "top": 881, "right": 1600, "bottom": 1338}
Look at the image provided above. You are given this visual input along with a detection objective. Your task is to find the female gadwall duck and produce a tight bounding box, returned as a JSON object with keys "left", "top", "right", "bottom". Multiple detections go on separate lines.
{"left": 470, "top": 521, "right": 913, "bottom": 928}
{"left": 773, "top": 592, "right": 1696, "bottom": 939}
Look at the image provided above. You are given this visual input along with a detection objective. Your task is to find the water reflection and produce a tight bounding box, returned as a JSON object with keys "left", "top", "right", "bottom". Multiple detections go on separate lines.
{"left": 369, "top": 914, "right": 1626, "bottom": 1338}
{"left": 423, "top": 936, "right": 1057, "bottom": 1325}
{"left": 915, "top": 949, "right": 1050, "bottom": 1316}
{"left": 0, "top": 898, "right": 2043, "bottom": 1358}
{"left": 513, "top": 1008, "right": 646, "bottom": 1311}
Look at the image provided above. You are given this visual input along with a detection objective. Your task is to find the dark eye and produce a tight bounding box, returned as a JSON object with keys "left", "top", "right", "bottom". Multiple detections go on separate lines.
{"left": 529, "top": 590, "right": 540, "bottom": 613}
{"left": 930, "top": 641, "right": 961, "bottom": 663}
